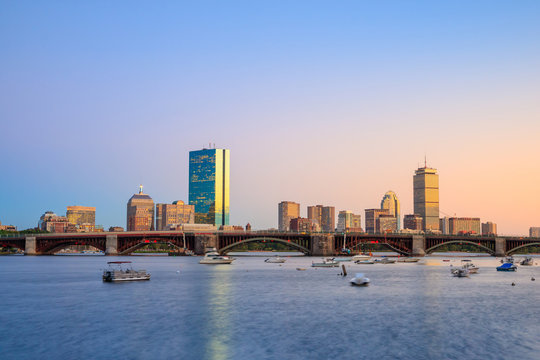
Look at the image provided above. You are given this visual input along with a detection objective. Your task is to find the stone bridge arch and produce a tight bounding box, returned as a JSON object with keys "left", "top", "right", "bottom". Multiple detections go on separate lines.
{"left": 506, "top": 242, "right": 540, "bottom": 255}
{"left": 347, "top": 240, "right": 411, "bottom": 256}
{"left": 219, "top": 237, "right": 311, "bottom": 255}
{"left": 425, "top": 240, "right": 495, "bottom": 255}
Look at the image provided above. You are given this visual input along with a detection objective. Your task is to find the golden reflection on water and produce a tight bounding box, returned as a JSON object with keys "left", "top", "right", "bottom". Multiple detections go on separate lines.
{"left": 205, "top": 265, "right": 232, "bottom": 360}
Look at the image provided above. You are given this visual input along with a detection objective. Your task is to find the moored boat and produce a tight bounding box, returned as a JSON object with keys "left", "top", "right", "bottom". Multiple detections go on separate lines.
{"left": 451, "top": 267, "right": 470, "bottom": 277}
{"left": 102, "top": 261, "right": 150, "bottom": 282}
{"left": 350, "top": 273, "right": 370, "bottom": 286}
{"left": 199, "top": 249, "right": 234, "bottom": 264}
{"left": 265, "top": 256, "right": 286, "bottom": 263}
{"left": 312, "top": 258, "right": 339, "bottom": 267}
{"left": 355, "top": 260, "right": 375, "bottom": 264}
{"left": 352, "top": 254, "right": 371, "bottom": 262}
{"left": 397, "top": 258, "right": 420, "bottom": 263}
{"left": 520, "top": 257, "right": 534, "bottom": 266}
{"left": 497, "top": 263, "right": 517, "bottom": 272}
{"left": 375, "top": 257, "right": 396, "bottom": 264}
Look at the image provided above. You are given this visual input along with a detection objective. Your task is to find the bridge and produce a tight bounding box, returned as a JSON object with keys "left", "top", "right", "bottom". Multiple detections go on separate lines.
{"left": 1, "top": 231, "right": 539, "bottom": 256}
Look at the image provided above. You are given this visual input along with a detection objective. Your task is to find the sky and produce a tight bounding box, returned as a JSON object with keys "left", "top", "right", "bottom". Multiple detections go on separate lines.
{"left": 1, "top": 1, "right": 539, "bottom": 235}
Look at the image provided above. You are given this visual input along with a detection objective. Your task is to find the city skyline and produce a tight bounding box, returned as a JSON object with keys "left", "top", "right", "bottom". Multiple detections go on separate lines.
{"left": 1, "top": 2, "right": 539, "bottom": 235}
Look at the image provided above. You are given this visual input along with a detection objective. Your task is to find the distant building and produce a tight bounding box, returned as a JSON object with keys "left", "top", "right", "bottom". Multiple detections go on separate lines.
{"left": 245, "top": 223, "right": 252, "bottom": 231}
{"left": 403, "top": 214, "right": 423, "bottom": 231}
{"left": 0, "top": 220, "right": 16, "bottom": 231}
{"left": 481, "top": 222, "right": 497, "bottom": 236}
{"left": 365, "top": 208, "right": 389, "bottom": 234}
{"left": 376, "top": 215, "right": 397, "bottom": 233}
{"left": 439, "top": 217, "right": 450, "bottom": 235}
{"left": 449, "top": 217, "right": 481, "bottom": 235}
{"left": 289, "top": 217, "right": 317, "bottom": 233}
{"left": 336, "top": 211, "right": 363, "bottom": 232}
{"left": 530, "top": 227, "right": 540, "bottom": 238}
{"left": 189, "top": 148, "right": 230, "bottom": 226}
{"left": 307, "top": 205, "right": 335, "bottom": 232}
{"left": 155, "top": 201, "right": 195, "bottom": 231}
{"left": 66, "top": 206, "right": 96, "bottom": 232}
{"left": 108, "top": 226, "right": 124, "bottom": 232}
{"left": 126, "top": 186, "right": 155, "bottom": 231}
{"left": 414, "top": 165, "right": 439, "bottom": 231}
{"left": 38, "top": 211, "right": 70, "bottom": 233}
{"left": 381, "top": 191, "right": 401, "bottom": 230}
{"left": 278, "top": 201, "right": 300, "bottom": 231}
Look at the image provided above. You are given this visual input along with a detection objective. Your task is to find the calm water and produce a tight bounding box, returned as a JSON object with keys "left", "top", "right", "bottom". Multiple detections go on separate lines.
{"left": 1, "top": 254, "right": 539, "bottom": 360}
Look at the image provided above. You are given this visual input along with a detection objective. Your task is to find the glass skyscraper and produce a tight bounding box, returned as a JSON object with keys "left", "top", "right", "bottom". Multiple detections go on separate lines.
{"left": 189, "top": 148, "right": 230, "bottom": 226}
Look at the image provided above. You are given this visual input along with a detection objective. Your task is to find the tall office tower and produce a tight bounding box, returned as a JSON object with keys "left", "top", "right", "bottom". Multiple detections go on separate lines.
{"left": 481, "top": 222, "right": 497, "bottom": 236}
{"left": 365, "top": 208, "right": 389, "bottom": 234}
{"left": 529, "top": 227, "right": 540, "bottom": 238}
{"left": 66, "top": 206, "right": 96, "bottom": 232}
{"left": 337, "top": 211, "right": 363, "bottom": 232}
{"left": 127, "top": 185, "right": 155, "bottom": 231}
{"left": 189, "top": 148, "right": 230, "bottom": 226}
{"left": 278, "top": 201, "right": 300, "bottom": 231}
{"left": 413, "top": 165, "right": 439, "bottom": 231}
{"left": 381, "top": 191, "right": 401, "bottom": 230}
{"left": 307, "top": 205, "right": 336, "bottom": 232}
{"left": 403, "top": 214, "right": 423, "bottom": 231}
{"left": 448, "top": 217, "right": 480, "bottom": 235}
{"left": 155, "top": 201, "right": 195, "bottom": 230}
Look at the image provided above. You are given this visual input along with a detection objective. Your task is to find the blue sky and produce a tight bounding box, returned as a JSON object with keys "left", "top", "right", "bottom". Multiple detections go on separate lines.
{"left": 1, "top": 1, "right": 539, "bottom": 234}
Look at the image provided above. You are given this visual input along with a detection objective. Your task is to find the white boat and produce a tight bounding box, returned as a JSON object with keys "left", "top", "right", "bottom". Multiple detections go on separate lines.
{"left": 352, "top": 254, "right": 371, "bottom": 261}
{"left": 501, "top": 256, "right": 514, "bottom": 264}
{"left": 397, "top": 258, "right": 420, "bottom": 263}
{"left": 199, "top": 249, "right": 234, "bottom": 264}
{"left": 350, "top": 273, "right": 370, "bottom": 286}
{"left": 451, "top": 267, "right": 470, "bottom": 277}
{"left": 375, "top": 258, "right": 396, "bottom": 264}
{"left": 461, "top": 260, "right": 479, "bottom": 274}
{"left": 520, "top": 257, "right": 534, "bottom": 266}
{"left": 312, "top": 258, "right": 339, "bottom": 267}
{"left": 265, "top": 256, "right": 286, "bottom": 263}
{"left": 102, "top": 261, "right": 151, "bottom": 282}
{"left": 355, "top": 260, "right": 375, "bottom": 264}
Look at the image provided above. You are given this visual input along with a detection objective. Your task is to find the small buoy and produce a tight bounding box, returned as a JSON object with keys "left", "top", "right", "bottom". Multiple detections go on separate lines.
{"left": 532, "top": 277, "right": 535, "bottom": 281}
{"left": 511, "top": 282, "right": 516, "bottom": 286}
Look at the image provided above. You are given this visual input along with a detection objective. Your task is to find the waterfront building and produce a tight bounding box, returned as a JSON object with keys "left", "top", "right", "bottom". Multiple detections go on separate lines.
{"left": 413, "top": 165, "right": 440, "bottom": 231}
{"left": 439, "top": 217, "right": 450, "bottom": 235}
{"left": 307, "top": 205, "right": 335, "bottom": 232}
{"left": 448, "top": 217, "right": 481, "bottom": 235}
{"left": 336, "top": 211, "right": 363, "bottom": 232}
{"left": 380, "top": 191, "right": 401, "bottom": 230}
{"left": 365, "top": 208, "right": 389, "bottom": 234}
{"left": 482, "top": 222, "right": 497, "bottom": 236}
{"left": 0, "top": 221, "right": 17, "bottom": 231}
{"left": 126, "top": 186, "right": 155, "bottom": 231}
{"left": 38, "top": 211, "right": 70, "bottom": 233}
{"left": 290, "top": 217, "right": 318, "bottom": 233}
{"left": 155, "top": 201, "right": 195, "bottom": 231}
{"left": 66, "top": 206, "right": 96, "bottom": 232}
{"left": 188, "top": 148, "right": 230, "bottom": 226}
{"left": 403, "top": 214, "right": 423, "bottom": 231}
{"left": 108, "top": 226, "right": 124, "bottom": 232}
{"left": 278, "top": 201, "right": 300, "bottom": 231}
{"left": 376, "top": 215, "right": 397, "bottom": 233}
{"left": 530, "top": 227, "right": 540, "bottom": 238}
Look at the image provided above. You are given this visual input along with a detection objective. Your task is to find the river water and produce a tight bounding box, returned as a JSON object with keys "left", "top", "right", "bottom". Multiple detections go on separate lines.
{"left": 1, "top": 254, "right": 539, "bottom": 360}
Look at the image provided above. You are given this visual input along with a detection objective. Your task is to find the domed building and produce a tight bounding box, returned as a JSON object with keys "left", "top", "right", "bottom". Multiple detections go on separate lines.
{"left": 127, "top": 185, "right": 155, "bottom": 231}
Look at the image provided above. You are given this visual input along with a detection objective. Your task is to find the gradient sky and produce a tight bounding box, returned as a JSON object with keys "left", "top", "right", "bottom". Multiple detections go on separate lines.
{"left": 1, "top": 1, "right": 539, "bottom": 235}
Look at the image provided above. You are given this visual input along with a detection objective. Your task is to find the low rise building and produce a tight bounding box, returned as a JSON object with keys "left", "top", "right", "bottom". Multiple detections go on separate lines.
{"left": 403, "top": 214, "right": 423, "bottom": 231}
{"left": 38, "top": 211, "right": 70, "bottom": 233}
{"left": 0, "top": 221, "right": 17, "bottom": 231}
{"left": 481, "top": 222, "right": 497, "bottom": 236}
{"left": 376, "top": 215, "right": 397, "bottom": 233}
{"left": 530, "top": 227, "right": 540, "bottom": 238}
{"left": 290, "top": 217, "right": 318, "bottom": 233}
{"left": 109, "top": 226, "right": 124, "bottom": 232}
{"left": 337, "top": 211, "right": 363, "bottom": 232}
{"left": 449, "top": 217, "right": 481, "bottom": 235}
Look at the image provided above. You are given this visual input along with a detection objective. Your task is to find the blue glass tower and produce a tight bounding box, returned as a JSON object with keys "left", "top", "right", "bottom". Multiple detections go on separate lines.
{"left": 189, "top": 148, "right": 230, "bottom": 226}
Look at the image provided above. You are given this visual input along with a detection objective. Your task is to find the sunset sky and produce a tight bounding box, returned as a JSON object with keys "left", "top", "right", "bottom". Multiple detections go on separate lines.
{"left": 1, "top": 1, "right": 539, "bottom": 235}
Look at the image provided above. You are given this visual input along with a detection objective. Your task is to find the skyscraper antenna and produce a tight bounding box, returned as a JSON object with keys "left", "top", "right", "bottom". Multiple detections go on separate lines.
{"left": 424, "top": 155, "right": 427, "bottom": 168}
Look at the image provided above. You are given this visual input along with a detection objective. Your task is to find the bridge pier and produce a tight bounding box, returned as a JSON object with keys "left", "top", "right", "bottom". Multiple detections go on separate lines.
{"left": 412, "top": 235, "right": 426, "bottom": 257}
{"left": 495, "top": 237, "right": 506, "bottom": 257}
{"left": 195, "top": 234, "right": 218, "bottom": 255}
{"left": 105, "top": 235, "right": 118, "bottom": 256}
{"left": 25, "top": 237, "right": 37, "bottom": 255}
{"left": 311, "top": 234, "right": 334, "bottom": 257}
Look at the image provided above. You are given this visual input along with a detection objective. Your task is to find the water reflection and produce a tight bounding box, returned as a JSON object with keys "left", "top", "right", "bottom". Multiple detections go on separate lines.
{"left": 205, "top": 265, "right": 232, "bottom": 360}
